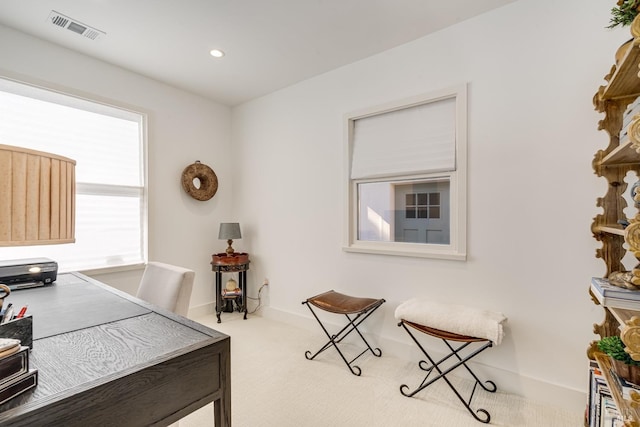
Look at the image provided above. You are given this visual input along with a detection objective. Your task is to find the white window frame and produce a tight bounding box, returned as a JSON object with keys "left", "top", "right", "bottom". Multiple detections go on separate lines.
{"left": 343, "top": 84, "right": 467, "bottom": 260}
{"left": 0, "top": 74, "right": 148, "bottom": 273}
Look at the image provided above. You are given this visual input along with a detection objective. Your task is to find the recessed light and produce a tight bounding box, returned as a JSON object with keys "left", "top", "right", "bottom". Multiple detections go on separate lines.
{"left": 210, "top": 49, "right": 225, "bottom": 58}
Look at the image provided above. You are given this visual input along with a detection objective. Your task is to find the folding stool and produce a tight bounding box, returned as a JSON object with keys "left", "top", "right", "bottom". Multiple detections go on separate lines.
{"left": 302, "top": 290, "right": 385, "bottom": 376}
{"left": 395, "top": 299, "right": 507, "bottom": 424}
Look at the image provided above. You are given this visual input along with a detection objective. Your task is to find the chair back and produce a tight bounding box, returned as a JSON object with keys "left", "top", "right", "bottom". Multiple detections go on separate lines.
{"left": 137, "top": 261, "right": 195, "bottom": 317}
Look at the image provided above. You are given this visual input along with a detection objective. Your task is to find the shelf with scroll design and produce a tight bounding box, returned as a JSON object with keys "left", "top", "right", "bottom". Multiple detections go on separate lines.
{"left": 602, "top": 18, "right": 640, "bottom": 100}
{"left": 593, "top": 224, "right": 626, "bottom": 237}
{"left": 590, "top": 13, "right": 640, "bottom": 427}
{"left": 594, "top": 353, "right": 640, "bottom": 426}
{"left": 592, "top": 17, "right": 640, "bottom": 276}
{"left": 597, "top": 308, "right": 640, "bottom": 367}
{"left": 601, "top": 137, "right": 640, "bottom": 166}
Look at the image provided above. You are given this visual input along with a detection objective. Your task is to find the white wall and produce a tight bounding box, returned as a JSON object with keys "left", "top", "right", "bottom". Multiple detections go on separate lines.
{"left": 231, "top": 0, "right": 624, "bottom": 412}
{"left": 0, "top": 0, "right": 629, "bottom": 413}
{"left": 0, "top": 24, "right": 233, "bottom": 307}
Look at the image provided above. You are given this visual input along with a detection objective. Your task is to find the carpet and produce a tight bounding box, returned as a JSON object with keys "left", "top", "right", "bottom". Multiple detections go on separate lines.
{"left": 179, "top": 313, "right": 582, "bottom": 427}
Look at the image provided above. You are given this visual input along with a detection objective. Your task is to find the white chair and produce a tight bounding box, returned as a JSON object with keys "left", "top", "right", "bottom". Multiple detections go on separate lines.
{"left": 136, "top": 261, "right": 195, "bottom": 317}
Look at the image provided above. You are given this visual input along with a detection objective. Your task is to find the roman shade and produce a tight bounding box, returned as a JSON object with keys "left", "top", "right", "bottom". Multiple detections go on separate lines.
{"left": 350, "top": 97, "right": 456, "bottom": 180}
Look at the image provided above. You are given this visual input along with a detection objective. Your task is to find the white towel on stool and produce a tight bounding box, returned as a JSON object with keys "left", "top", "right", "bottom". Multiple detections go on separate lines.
{"left": 394, "top": 298, "right": 507, "bottom": 345}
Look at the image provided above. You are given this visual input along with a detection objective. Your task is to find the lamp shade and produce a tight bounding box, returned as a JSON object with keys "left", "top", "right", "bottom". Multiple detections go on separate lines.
{"left": 218, "top": 223, "right": 241, "bottom": 240}
{"left": 0, "top": 144, "right": 76, "bottom": 246}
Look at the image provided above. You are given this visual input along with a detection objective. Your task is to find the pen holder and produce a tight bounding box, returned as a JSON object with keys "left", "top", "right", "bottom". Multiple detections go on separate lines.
{"left": 0, "top": 316, "right": 33, "bottom": 349}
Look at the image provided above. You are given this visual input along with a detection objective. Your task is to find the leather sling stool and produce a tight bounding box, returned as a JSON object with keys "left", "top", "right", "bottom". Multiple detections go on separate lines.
{"left": 302, "top": 290, "right": 385, "bottom": 376}
{"left": 395, "top": 298, "right": 507, "bottom": 424}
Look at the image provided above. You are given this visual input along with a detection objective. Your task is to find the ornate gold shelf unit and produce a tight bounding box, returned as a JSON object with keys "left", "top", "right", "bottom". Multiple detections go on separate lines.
{"left": 590, "top": 16, "right": 640, "bottom": 427}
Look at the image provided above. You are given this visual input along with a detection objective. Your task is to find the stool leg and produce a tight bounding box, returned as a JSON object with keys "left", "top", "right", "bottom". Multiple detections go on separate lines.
{"left": 303, "top": 302, "right": 363, "bottom": 376}
{"left": 441, "top": 339, "right": 497, "bottom": 393}
{"left": 344, "top": 313, "right": 382, "bottom": 357}
{"left": 398, "top": 322, "right": 493, "bottom": 424}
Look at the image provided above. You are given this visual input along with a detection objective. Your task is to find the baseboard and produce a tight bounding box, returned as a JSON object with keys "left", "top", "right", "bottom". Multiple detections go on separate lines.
{"left": 261, "top": 306, "right": 586, "bottom": 414}
{"left": 188, "top": 291, "right": 272, "bottom": 320}
{"left": 188, "top": 301, "right": 216, "bottom": 319}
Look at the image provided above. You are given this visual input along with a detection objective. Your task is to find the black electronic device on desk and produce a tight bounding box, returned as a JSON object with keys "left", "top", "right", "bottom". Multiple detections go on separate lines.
{"left": 0, "top": 258, "right": 58, "bottom": 291}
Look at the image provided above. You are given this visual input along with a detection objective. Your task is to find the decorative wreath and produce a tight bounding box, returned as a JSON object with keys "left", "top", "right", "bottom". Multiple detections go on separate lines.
{"left": 181, "top": 161, "right": 218, "bottom": 201}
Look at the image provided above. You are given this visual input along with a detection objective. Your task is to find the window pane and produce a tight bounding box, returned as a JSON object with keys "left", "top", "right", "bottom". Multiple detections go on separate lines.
{"left": 357, "top": 178, "right": 450, "bottom": 244}
{"left": 417, "top": 193, "right": 428, "bottom": 205}
{"left": 429, "top": 192, "right": 440, "bottom": 205}
{"left": 0, "top": 194, "right": 142, "bottom": 271}
{"left": 0, "top": 91, "right": 141, "bottom": 187}
{"left": 72, "top": 194, "right": 143, "bottom": 269}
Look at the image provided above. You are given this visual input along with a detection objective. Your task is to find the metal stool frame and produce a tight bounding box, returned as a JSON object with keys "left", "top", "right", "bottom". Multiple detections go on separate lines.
{"left": 398, "top": 320, "right": 497, "bottom": 424}
{"left": 302, "top": 292, "right": 385, "bottom": 376}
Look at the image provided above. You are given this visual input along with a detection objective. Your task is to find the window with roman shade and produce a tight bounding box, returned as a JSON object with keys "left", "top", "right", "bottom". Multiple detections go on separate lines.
{"left": 344, "top": 85, "right": 467, "bottom": 260}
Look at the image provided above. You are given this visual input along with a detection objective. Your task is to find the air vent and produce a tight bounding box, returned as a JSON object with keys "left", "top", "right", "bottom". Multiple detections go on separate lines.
{"left": 47, "top": 10, "right": 105, "bottom": 41}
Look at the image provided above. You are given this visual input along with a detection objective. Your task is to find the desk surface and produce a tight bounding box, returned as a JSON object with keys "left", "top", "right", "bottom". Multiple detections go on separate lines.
{"left": 0, "top": 272, "right": 230, "bottom": 427}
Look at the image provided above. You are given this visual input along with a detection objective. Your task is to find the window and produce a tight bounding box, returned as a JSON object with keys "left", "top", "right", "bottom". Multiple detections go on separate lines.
{"left": 405, "top": 192, "right": 440, "bottom": 220}
{"left": 0, "top": 77, "right": 147, "bottom": 272}
{"left": 344, "top": 85, "right": 467, "bottom": 260}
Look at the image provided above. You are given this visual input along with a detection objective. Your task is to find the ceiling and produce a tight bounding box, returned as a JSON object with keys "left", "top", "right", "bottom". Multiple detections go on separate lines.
{"left": 0, "top": 0, "right": 517, "bottom": 106}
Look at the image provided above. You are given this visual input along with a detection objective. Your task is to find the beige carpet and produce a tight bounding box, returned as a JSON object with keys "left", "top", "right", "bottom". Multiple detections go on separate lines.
{"left": 180, "top": 313, "right": 582, "bottom": 427}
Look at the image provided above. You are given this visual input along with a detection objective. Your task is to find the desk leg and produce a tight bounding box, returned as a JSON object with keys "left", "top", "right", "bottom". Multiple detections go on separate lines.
{"left": 215, "top": 272, "right": 222, "bottom": 323}
{"left": 214, "top": 338, "right": 232, "bottom": 427}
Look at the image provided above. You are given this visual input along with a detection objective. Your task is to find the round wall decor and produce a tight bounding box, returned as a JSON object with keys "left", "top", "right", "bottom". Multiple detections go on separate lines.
{"left": 181, "top": 161, "right": 218, "bottom": 201}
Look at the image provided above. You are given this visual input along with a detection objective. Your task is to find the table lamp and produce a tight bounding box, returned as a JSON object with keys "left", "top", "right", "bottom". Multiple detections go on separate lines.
{"left": 0, "top": 144, "right": 76, "bottom": 246}
{"left": 218, "top": 222, "right": 241, "bottom": 256}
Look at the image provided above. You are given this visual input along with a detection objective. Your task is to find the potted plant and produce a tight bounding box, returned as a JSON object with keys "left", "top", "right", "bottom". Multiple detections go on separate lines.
{"left": 599, "top": 335, "right": 640, "bottom": 384}
{"left": 609, "top": 0, "right": 640, "bottom": 28}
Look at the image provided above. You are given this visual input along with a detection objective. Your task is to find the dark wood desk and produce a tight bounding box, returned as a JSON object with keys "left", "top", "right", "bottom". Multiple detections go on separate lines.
{"left": 0, "top": 272, "right": 230, "bottom": 427}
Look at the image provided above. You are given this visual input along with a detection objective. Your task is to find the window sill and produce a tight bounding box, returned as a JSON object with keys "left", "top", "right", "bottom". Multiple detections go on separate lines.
{"left": 343, "top": 243, "right": 466, "bottom": 261}
{"left": 74, "top": 262, "right": 146, "bottom": 276}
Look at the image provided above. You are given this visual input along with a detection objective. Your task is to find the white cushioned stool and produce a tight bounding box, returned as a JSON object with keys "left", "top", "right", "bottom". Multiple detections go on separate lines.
{"left": 395, "top": 298, "right": 507, "bottom": 424}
